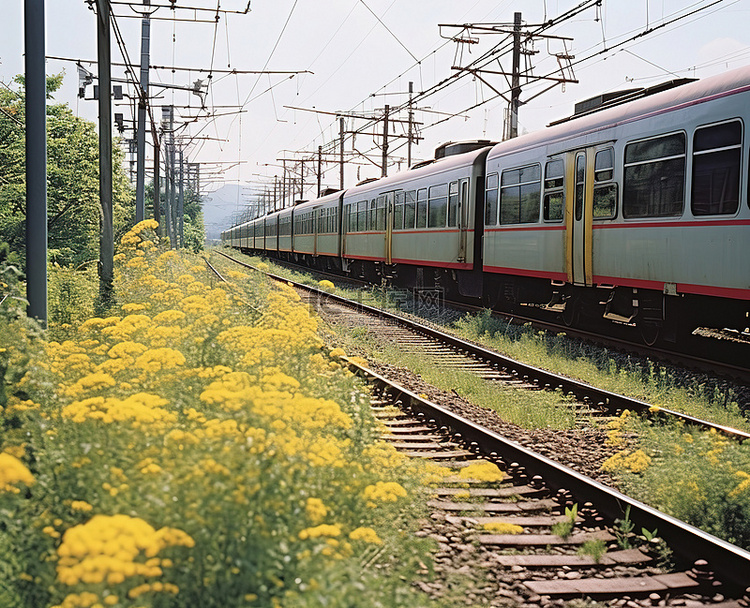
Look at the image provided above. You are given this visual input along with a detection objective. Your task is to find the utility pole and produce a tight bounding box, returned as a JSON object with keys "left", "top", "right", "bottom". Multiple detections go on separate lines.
{"left": 510, "top": 12, "right": 522, "bottom": 139}
{"left": 153, "top": 144, "right": 160, "bottom": 231}
{"left": 407, "top": 81, "right": 414, "bottom": 167}
{"left": 134, "top": 0, "right": 150, "bottom": 222}
{"left": 381, "top": 104, "right": 390, "bottom": 178}
{"left": 339, "top": 117, "right": 344, "bottom": 190}
{"left": 282, "top": 159, "right": 287, "bottom": 208}
{"left": 96, "top": 0, "right": 114, "bottom": 313}
{"left": 24, "top": 0, "right": 47, "bottom": 326}
{"left": 298, "top": 160, "right": 304, "bottom": 201}
{"left": 317, "top": 145, "right": 322, "bottom": 197}
{"left": 178, "top": 148, "right": 184, "bottom": 248}
{"left": 161, "top": 106, "right": 173, "bottom": 245}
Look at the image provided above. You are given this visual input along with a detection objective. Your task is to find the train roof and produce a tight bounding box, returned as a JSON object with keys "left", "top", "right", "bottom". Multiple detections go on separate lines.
{"left": 285, "top": 190, "right": 344, "bottom": 215}
{"left": 487, "top": 64, "right": 750, "bottom": 161}
{"left": 343, "top": 145, "right": 492, "bottom": 200}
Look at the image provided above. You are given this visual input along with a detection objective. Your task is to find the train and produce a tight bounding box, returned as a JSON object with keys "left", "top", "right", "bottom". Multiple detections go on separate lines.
{"left": 223, "top": 66, "right": 750, "bottom": 344}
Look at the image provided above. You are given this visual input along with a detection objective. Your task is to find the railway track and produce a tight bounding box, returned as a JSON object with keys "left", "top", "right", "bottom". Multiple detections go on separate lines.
{"left": 212, "top": 250, "right": 750, "bottom": 442}
{"left": 358, "top": 360, "right": 750, "bottom": 603}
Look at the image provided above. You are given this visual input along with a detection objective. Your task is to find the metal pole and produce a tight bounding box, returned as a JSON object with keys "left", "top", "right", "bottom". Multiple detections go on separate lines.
{"left": 407, "top": 81, "right": 414, "bottom": 168}
{"left": 299, "top": 160, "right": 304, "bottom": 200}
{"left": 178, "top": 148, "right": 184, "bottom": 247}
{"left": 282, "top": 159, "right": 287, "bottom": 208}
{"left": 339, "top": 116, "right": 344, "bottom": 189}
{"left": 134, "top": 1, "right": 150, "bottom": 222}
{"left": 153, "top": 141, "right": 160, "bottom": 233}
{"left": 162, "top": 141, "right": 172, "bottom": 245}
{"left": 24, "top": 0, "right": 47, "bottom": 326}
{"left": 317, "top": 145, "right": 322, "bottom": 198}
{"left": 510, "top": 12, "right": 522, "bottom": 140}
{"left": 96, "top": 0, "right": 114, "bottom": 312}
{"left": 381, "top": 104, "right": 389, "bottom": 178}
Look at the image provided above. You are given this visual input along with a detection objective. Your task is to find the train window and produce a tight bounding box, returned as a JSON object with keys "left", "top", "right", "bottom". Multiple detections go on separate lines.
{"left": 376, "top": 196, "right": 387, "bottom": 231}
{"left": 357, "top": 201, "right": 367, "bottom": 232}
{"left": 623, "top": 132, "right": 685, "bottom": 218}
{"left": 500, "top": 164, "right": 541, "bottom": 224}
{"left": 544, "top": 160, "right": 564, "bottom": 222}
{"left": 404, "top": 190, "right": 416, "bottom": 229}
{"left": 595, "top": 148, "right": 614, "bottom": 182}
{"left": 485, "top": 172, "right": 499, "bottom": 226}
{"left": 394, "top": 191, "right": 404, "bottom": 230}
{"left": 368, "top": 199, "right": 376, "bottom": 231}
{"left": 692, "top": 120, "right": 741, "bottom": 216}
{"left": 416, "top": 188, "right": 428, "bottom": 228}
{"left": 594, "top": 148, "right": 617, "bottom": 219}
{"left": 428, "top": 183, "right": 448, "bottom": 228}
{"left": 448, "top": 181, "right": 459, "bottom": 227}
{"left": 344, "top": 205, "right": 351, "bottom": 232}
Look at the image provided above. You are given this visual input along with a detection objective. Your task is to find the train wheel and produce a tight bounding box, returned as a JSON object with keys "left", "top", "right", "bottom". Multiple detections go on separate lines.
{"left": 639, "top": 322, "right": 661, "bottom": 346}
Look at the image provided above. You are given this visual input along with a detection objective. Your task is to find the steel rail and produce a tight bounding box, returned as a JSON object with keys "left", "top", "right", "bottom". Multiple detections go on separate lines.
{"left": 214, "top": 249, "right": 750, "bottom": 442}
{"left": 345, "top": 358, "right": 750, "bottom": 592}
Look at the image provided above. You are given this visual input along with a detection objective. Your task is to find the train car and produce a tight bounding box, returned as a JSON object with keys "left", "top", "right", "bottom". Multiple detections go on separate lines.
{"left": 341, "top": 143, "right": 492, "bottom": 293}
{"left": 483, "top": 66, "right": 750, "bottom": 340}
{"left": 264, "top": 211, "right": 280, "bottom": 254}
{"left": 289, "top": 192, "right": 345, "bottom": 270}
{"left": 278, "top": 206, "right": 294, "bottom": 256}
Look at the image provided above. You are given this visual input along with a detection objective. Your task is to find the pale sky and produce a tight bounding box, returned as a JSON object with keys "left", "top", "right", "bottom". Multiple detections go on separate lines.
{"left": 3, "top": 0, "right": 750, "bottom": 216}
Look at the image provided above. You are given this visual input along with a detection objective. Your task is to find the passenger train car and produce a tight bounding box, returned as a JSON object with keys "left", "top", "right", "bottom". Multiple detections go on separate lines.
{"left": 223, "top": 66, "right": 750, "bottom": 342}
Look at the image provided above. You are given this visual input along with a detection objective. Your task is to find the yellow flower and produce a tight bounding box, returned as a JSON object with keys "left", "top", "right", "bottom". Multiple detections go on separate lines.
{"left": 483, "top": 521, "right": 523, "bottom": 534}
{"left": 305, "top": 498, "right": 328, "bottom": 524}
{"left": 348, "top": 526, "right": 382, "bottom": 544}
{"left": 0, "top": 452, "right": 35, "bottom": 493}
{"left": 71, "top": 500, "right": 94, "bottom": 512}
{"left": 298, "top": 524, "right": 341, "bottom": 540}
{"left": 363, "top": 481, "right": 407, "bottom": 504}
{"left": 459, "top": 461, "right": 504, "bottom": 483}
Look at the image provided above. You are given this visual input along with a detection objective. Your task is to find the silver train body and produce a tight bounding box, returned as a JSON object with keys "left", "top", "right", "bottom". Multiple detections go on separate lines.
{"left": 223, "top": 67, "right": 750, "bottom": 337}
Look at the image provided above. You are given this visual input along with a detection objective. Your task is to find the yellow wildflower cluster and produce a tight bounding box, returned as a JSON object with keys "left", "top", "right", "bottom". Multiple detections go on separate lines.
{"left": 482, "top": 522, "right": 524, "bottom": 534}
{"left": 601, "top": 448, "right": 652, "bottom": 474}
{"left": 57, "top": 514, "right": 193, "bottom": 586}
{"left": 305, "top": 498, "right": 328, "bottom": 524}
{"left": 348, "top": 526, "right": 382, "bottom": 544}
{"left": 363, "top": 481, "right": 408, "bottom": 505}
{"left": 0, "top": 453, "right": 35, "bottom": 493}
{"left": 62, "top": 393, "right": 177, "bottom": 430}
{"left": 459, "top": 460, "right": 505, "bottom": 483}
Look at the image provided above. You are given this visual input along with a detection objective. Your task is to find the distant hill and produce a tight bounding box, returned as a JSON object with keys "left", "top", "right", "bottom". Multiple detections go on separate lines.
{"left": 201, "top": 184, "right": 245, "bottom": 242}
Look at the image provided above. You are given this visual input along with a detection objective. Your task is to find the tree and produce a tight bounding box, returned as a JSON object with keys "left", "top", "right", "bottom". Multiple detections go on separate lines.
{"left": 0, "top": 74, "right": 134, "bottom": 270}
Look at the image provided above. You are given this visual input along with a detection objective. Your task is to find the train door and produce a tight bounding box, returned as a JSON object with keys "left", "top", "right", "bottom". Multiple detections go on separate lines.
{"left": 313, "top": 206, "right": 321, "bottom": 256}
{"left": 385, "top": 191, "right": 394, "bottom": 264}
{"left": 566, "top": 149, "right": 595, "bottom": 286}
{"left": 457, "top": 178, "right": 470, "bottom": 262}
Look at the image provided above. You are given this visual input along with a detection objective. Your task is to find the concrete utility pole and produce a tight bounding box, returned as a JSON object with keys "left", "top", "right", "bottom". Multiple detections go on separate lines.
{"left": 339, "top": 117, "right": 344, "bottom": 190}
{"left": 161, "top": 106, "right": 173, "bottom": 245}
{"left": 24, "top": 0, "right": 47, "bottom": 326}
{"left": 96, "top": 0, "right": 114, "bottom": 313}
{"left": 381, "top": 104, "right": 389, "bottom": 178}
{"left": 178, "top": 148, "right": 184, "bottom": 247}
{"left": 509, "top": 12, "right": 522, "bottom": 139}
{"left": 298, "top": 160, "right": 304, "bottom": 200}
{"left": 134, "top": 0, "right": 150, "bottom": 222}
{"left": 152, "top": 140, "right": 160, "bottom": 233}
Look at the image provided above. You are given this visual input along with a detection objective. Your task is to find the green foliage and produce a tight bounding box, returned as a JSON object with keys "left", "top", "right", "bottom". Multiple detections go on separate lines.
{"left": 145, "top": 182, "right": 205, "bottom": 252}
{"left": 614, "top": 505, "right": 635, "bottom": 549}
{"left": 47, "top": 263, "right": 98, "bottom": 333}
{"left": 577, "top": 539, "right": 607, "bottom": 563}
{"left": 551, "top": 504, "right": 578, "bottom": 539}
{"left": 0, "top": 73, "right": 134, "bottom": 270}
